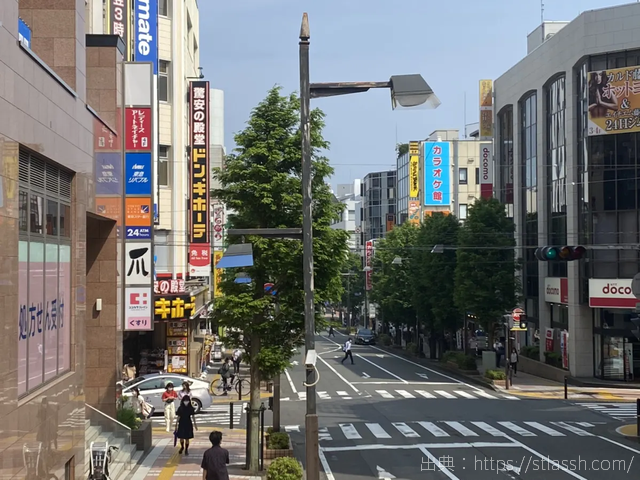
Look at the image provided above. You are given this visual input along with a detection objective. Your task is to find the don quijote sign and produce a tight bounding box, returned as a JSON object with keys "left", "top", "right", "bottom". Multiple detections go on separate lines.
{"left": 154, "top": 279, "right": 186, "bottom": 295}
{"left": 589, "top": 278, "right": 636, "bottom": 309}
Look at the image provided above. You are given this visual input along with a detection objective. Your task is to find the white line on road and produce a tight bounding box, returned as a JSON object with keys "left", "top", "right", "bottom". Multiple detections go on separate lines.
{"left": 434, "top": 390, "right": 456, "bottom": 399}
{"left": 366, "top": 423, "right": 391, "bottom": 439}
{"left": 339, "top": 423, "right": 362, "bottom": 440}
{"left": 443, "top": 421, "right": 478, "bottom": 437}
{"left": 317, "top": 352, "right": 360, "bottom": 393}
{"left": 297, "top": 392, "right": 306, "bottom": 400}
{"left": 416, "top": 390, "right": 436, "bottom": 399}
{"left": 362, "top": 372, "right": 370, "bottom": 378}
{"left": 416, "top": 372, "right": 429, "bottom": 379}
{"left": 376, "top": 390, "right": 394, "bottom": 398}
{"left": 498, "top": 421, "right": 536, "bottom": 436}
{"left": 318, "top": 391, "right": 331, "bottom": 400}
{"left": 284, "top": 369, "right": 297, "bottom": 394}
{"left": 393, "top": 422, "right": 420, "bottom": 438}
{"left": 396, "top": 390, "right": 416, "bottom": 399}
{"left": 473, "top": 390, "right": 498, "bottom": 399}
{"left": 470, "top": 422, "right": 505, "bottom": 436}
{"left": 551, "top": 422, "right": 592, "bottom": 436}
{"left": 351, "top": 381, "right": 457, "bottom": 385}
{"left": 318, "top": 448, "right": 336, "bottom": 480}
{"left": 454, "top": 390, "right": 477, "bottom": 399}
{"left": 355, "top": 353, "right": 409, "bottom": 384}
{"left": 419, "top": 446, "right": 461, "bottom": 480}
{"left": 321, "top": 442, "right": 520, "bottom": 453}
{"left": 417, "top": 421, "right": 449, "bottom": 437}
{"left": 524, "top": 422, "right": 564, "bottom": 436}
{"left": 337, "top": 391, "right": 348, "bottom": 396}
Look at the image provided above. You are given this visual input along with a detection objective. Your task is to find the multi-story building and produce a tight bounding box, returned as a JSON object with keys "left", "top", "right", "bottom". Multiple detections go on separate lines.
{"left": 396, "top": 130, "right": 489, "bottom": 224}
{"left": 331, "top": 180, "right": 362, "bottom": 251}
{"left": 494, "top": 3, "right": 640, "bottom": 380}
{"left": 362, "top": 171, "right": 396, "bottom": 242}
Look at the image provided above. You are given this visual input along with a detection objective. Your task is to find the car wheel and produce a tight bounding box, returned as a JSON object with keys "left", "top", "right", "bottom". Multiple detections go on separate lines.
{"left": 191, "top": 398, "right": 203, "bottom": 414}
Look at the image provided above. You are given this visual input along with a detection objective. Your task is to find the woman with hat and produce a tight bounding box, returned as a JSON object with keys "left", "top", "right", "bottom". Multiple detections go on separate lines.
{"left": 161, "top": 382, "right": 178, "bottom": 432}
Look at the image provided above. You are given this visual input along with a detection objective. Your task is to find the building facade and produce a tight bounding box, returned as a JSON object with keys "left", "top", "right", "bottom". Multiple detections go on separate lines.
{"left": 494, "top": 3, "right": 640, "bottom": 380}
{"left": 331, "top": 180, "right": 362, "bottom": 251}
{"left": 362, "top": 171, "right": 396, "bottom": 242}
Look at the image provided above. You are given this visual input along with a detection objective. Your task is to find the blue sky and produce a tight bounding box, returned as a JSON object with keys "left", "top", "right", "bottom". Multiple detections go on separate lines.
{"left": 199, "top": 0, "right": 628, "bottom": 189}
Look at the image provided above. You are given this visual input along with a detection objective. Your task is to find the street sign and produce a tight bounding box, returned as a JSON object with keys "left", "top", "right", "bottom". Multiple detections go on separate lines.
{"left": 512, "top": 308, "right": 525, "bottom": 321}
{"left": 632, "top": 273, "right": 640, "bottom": 298}
{"left": 511, "top": 308, "right": 527, "bottom": 331}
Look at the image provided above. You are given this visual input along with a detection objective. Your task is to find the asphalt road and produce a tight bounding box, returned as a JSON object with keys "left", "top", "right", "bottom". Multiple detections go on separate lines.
{"left": 280, "top": 332, "right": 640, "bottom": 480}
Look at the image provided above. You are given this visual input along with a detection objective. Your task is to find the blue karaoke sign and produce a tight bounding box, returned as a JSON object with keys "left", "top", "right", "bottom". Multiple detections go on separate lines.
{"left": 424, "top": 142, "right": 451, "bottom": 207}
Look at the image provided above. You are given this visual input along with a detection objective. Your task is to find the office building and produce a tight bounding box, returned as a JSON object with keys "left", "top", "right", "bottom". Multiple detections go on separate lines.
{"left": 331, "top": 179, "right": 362, "bottom": 251}
{"left": 362, "top": 171, "right": 396, "bottom": 242}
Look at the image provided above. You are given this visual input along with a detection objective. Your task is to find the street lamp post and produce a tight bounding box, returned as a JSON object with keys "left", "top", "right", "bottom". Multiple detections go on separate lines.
{"left": 299, "top": 13, "right": 439, "bottom": 479}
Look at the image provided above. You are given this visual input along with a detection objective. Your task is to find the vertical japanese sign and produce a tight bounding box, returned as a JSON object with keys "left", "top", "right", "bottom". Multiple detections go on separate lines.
{"left": 108, "top": 0, "right": 132, "bottom": 61}
{"left": 587, "top": 66, "right": 640, "bottom": 136}
{"left": 123, "top": 62, "right": 154, "bottom": 331}
{"left": 479, "top": 144, "right": 493, "bottom": 199}
{"left": 479, "top": 80, "right": 493, "bottom": 140}
{"left": 408, "top": 201, "right": 420, "bottom": 225}
{"left": 213, "top": 251, "right": 224, "bottom": 298}
{"left": 365, "top": 240, "right": 373, "bottom": 291}
{"left": 409, "top": 141, "right": 420, "bottom": 198}
{"left": 212, "top": 202, "right": 225, "bottom": 244}
{"left": 423, "top": 142, "right": 451, "bottom": 207}
{"left": 189, "top": 81, "right": 211, "bottom": 277}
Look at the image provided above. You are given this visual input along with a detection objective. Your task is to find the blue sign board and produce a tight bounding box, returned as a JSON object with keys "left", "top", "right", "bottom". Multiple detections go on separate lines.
{"left": 125, "top": 152, "right": 152, "bottom": 195}
{"left": 95, "top": 153, "right": 122, "bottom": 195}
{"left": 424, "top": 142, "right": 451, "bottom": 207}
{"left": 133, "top": 0, "right": 159, "bottom": 74}
{"left": 18, "top": 19, "right": 31, "bottom": 49}
{"left": 126, "top": 226, "right": 152, "bottom": 240}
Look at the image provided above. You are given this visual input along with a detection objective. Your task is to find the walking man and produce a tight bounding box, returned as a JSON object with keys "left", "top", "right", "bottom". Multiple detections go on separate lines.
{"left": 341, "top": 338, "right": 354, "bottom": 365}
{"left": 201, "top": 431, "right": 230, "bottom": 480}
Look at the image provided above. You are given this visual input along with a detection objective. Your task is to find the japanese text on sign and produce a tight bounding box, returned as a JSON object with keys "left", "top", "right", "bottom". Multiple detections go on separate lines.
{"left": 19, "top": 295, "right": 66, "bottom": 340}
{"left": 588, "top": 66, "right": 640, "bottom": 136}
{"left": 189, "top": 82, "right": 210, "bottom": 248}
{"left": 154, "top": 279, "right": 186, "bottom": 295}
{"left": 126, "top": 108, "right": 151, "bottom": 150}
{"left": 110, "top": 0, "right": 129, "bottom": 50}
{"left": 424, "top": 142, "right": 451, "bottom": 206}
{"left": 154, "top": 295, "right": 196, "bottom": 320}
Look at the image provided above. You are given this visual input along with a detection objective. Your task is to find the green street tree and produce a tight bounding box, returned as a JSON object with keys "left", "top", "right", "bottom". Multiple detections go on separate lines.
{"left": 211, "top": 86, "right": 349, "bottom": 470}
{"left": 340, "top": 252, "right": 365, "bottom": 327}
{"left": 396, "top": 143, "right": 409, "bottom": 159}
{"left": 454, "top": 198, "right": 520, "bottom": 344}
{"left": 411, "top": 213, "right": 460, "bottom": 357}
{"left": 370, "top": 223, "right": 418, "bottom": 337}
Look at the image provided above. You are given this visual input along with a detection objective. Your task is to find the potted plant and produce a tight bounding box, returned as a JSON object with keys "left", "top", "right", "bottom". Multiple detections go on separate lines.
{"left": 264, "top": 431, "right": 293, "bottom": 459}
{"left": 484, "top": 369, "right": 507, "bottom": 387}
{"left": 117, "top": 405, "right": 152, "bottom": 452}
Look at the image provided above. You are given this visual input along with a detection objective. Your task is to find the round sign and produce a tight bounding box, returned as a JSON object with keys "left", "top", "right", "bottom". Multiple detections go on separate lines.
{"left": 512, "top": 307, "right": 525, "bottom": 321}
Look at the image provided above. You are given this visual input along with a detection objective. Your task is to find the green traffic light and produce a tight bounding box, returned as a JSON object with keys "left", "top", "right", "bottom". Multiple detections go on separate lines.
{"left": 545, "top": 248, "right": 558, "bottom": 260}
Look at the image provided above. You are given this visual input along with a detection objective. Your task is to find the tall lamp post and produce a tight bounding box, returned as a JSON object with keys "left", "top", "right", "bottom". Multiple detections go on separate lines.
{"left": 299, "top": 13, "right": 441, "bottom": 479}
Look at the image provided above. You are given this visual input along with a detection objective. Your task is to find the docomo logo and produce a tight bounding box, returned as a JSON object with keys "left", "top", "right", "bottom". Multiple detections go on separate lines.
{"left": 546, "top": 286, "right": 560, "bottom": 296}
{"left": 135, "top": 0, "right": 154, "bottom": 57}
{"left": 481, "top": 147, "right": 491, "bottom": 181}
{"left": 601, "top": 283, "right": 633, "bottom": 296}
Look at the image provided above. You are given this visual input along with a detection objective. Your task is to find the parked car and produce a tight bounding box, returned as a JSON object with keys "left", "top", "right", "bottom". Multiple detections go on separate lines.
{"left": 355, "top": 328, "right": 376, "bottom": 345}
{"left": 119, "top": 373, "right": 212, "bottom": 414}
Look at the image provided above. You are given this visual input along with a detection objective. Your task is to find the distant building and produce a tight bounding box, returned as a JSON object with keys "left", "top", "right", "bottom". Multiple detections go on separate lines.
{"left": 362, "top": 171, "right": 396, "bottom": 242}
{"left": 331, "top": 179, "right": 362, "bottom": 251}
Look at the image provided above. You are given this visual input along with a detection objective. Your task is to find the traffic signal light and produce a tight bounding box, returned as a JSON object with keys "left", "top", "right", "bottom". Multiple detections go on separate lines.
{"left": 534, "top": 246, "right": 586, "bottom": 262}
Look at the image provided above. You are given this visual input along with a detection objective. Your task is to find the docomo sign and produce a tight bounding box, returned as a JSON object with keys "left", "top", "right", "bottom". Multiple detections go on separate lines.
{"left": 480, "top": 144, "right": 493, "bottom": 199}
{"left": 544, "top": 277, "right": 568, "bottom": 304}
{"left": 589, "top": 278, "right": 636, "bottom": 309}
{"left": 365, "top": 240, "right": 373, "bottom": 291}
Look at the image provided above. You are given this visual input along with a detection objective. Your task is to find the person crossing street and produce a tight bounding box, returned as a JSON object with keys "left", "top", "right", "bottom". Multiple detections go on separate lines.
{"left": 341, "top": 338, "right": 354, "bottom": 365}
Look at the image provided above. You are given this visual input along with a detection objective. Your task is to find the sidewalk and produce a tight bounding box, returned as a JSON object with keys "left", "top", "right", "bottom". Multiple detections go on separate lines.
{"left": 128, "top": 428, "right": 261, "bottom": 480}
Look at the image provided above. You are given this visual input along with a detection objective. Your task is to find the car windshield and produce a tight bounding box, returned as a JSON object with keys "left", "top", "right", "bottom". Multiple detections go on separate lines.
{"left": 122, "top": 376, "right": 145, "bottom": 388}
{"left": 358, "top": 329, "right": 372, "bottom": 335}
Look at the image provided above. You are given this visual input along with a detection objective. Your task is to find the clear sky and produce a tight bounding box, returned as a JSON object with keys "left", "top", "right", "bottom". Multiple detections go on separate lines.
{"left": 199, "top": 0, "right": 629, "bottom": 189}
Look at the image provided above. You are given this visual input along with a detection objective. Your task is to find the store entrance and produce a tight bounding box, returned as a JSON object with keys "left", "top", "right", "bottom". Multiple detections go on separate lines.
{"left": 596, "top": 334, "right": 640, "bottom": 382}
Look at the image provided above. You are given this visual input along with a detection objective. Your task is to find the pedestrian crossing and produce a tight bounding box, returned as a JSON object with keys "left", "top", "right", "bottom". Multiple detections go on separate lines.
{"left": 308, "top": 420, "right": 596, "bottom": 442}
{"left": 282, "top": 388, "right": 519, "bottom": 402}
{"left": 150, "top": 403, "right": 246, "bottom": 427}
{"left": 574, "top": 402, "right": 638, "bottom": 421}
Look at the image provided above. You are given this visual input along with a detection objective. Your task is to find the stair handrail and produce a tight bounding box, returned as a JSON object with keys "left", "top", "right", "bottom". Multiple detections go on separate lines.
{"left": 85, "top": 403, "right": 133, "bottom": 433}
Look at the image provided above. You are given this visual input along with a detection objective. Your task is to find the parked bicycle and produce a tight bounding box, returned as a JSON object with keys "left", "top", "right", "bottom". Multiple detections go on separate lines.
{"left": 88, "top": 441, "right": 119, "bottom": 480}
{"left": 209, "top": 373, "right": 251, "bottom": 397}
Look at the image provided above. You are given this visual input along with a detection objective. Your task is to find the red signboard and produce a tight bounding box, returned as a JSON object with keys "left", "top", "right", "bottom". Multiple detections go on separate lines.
{"left": 365, "top": 240, "right": 373, "bottom": 291}
{"left": 189, "top": 243, "right": 210, "bottom": 269}
{"left": 125, "top": 108, "right": 151, "bottom": 151}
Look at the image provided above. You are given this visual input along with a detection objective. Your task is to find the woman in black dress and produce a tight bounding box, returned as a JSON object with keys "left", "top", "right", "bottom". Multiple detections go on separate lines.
{"left": 175, "top": 394, "right": 198, "bottom": 455}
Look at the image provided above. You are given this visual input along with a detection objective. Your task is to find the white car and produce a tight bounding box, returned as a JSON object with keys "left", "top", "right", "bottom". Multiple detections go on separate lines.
{"left": 120, "top": 374, "right": 212, "bottom": 414}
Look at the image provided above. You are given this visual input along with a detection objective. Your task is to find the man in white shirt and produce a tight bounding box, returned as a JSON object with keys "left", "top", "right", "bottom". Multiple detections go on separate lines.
{"left": 340, "top": 338, "right": 354, "bottom": 365}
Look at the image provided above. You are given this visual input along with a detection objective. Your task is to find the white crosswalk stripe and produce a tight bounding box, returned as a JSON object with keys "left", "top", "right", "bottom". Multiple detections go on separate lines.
{"left": 396, "top": 390, "right": 416, "bottom": 399}
{"left": 320, "top": 420, "right": 594, "bottom": 442}
{"left": 434, "top": 390, "right": 456, "bottom": 399}
{"left": 454, "top": 390, "right": 477, "bottom": 399}
{"left": 281, "top": 388, "right": 521, "bottom": 402}
{"left": 150, "top": 403, "right": 245, "bottom": 426}
{"left": 376, "top": 390, "right": 394, "bottom": 399}
{"left": 415, "top": 390, "right": 436, "bottom": 399}
{"left": 573, "top": 402, "right": 637, "bottom": 421}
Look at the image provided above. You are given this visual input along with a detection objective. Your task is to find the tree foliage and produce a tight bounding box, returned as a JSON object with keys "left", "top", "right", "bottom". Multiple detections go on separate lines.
{"left": 396, "top": 143, "right": 409, "bottom": 159}
{"left": 454, "top": 197, "right": 520, "bottom": 340}
{"left": 211, "top": 86, "right": 350, "bottom": 378}
{"left": 340, "top": 252, "right": 365, "bottom": 322}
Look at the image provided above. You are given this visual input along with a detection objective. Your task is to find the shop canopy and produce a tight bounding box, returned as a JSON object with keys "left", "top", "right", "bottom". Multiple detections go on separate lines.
{"left": 215, "top": 243, "right": 254, "bottom": 269}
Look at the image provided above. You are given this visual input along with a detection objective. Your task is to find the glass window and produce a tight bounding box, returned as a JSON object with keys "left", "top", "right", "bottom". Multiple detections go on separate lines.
{"left": 159, "top": 0, "right": 171, "bottom": 17}
{"left": 459, "top": 168, "right": 468, "bottom": 184}
{"left": 137, "top": 378, "right": 167, "bottom": 391}
{"left": 498, "top": 107, "right": 514, "bottom": 206}
{"left": 372, "top": 177, "right": 381, "bottom": 188}
{"left": 459, "top": 204, "right": 468, "bottom": 220}
{"left": 158, "top": 145, "right": 170, "bottom": 187}
{"left": 30, "top": 194, "right": 44, "bottom": 234}
{"left": 348, "top": 210, "right": 355, "bottom": 221}
{"left": 475, "top": 168, "right": 480, "bottom": 185}
{"left": 60, "top": 203, "right": 71, "bottom": 238}
{"left": 46, "top": 199, "right": 58, "bottom": 236}
{"left": 159, "top": 61, "right": 170, "bottom": 103}
{"left": 19, "top": 190, "right": 28, "bottom": 231}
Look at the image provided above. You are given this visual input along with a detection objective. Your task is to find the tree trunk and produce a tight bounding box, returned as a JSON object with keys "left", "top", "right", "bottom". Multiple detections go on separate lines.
{"left": 272, "top": 374, "right": 281, "bottom": 433}
{"left": 247, "top": 333, "right": 261, "bottom": 471}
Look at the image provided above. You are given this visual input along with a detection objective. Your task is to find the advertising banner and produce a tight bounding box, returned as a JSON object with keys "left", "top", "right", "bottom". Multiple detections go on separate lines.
{"left": 108, "top": 0, "right": 131, "bottom": 60}
{"left": 213, "top": 251, "right": 224, "bottom": 298}
{"left": 588, "top": 278, "right": 636, "bottom": 308}
{"left": 544, "top": 277, "right": 568, "bottom": 304}
{"left": 365, "top": 240, "right": 373, "bottom": 291}
{"left": 386, "top": 214, "right": 395, "bottom": 232}
{"left": 212, "top": 202, "right": 225, "bottom": 243}
{"left": 155, "top": 278, "right": 186, "bottom": 295}
{"left": 18, "top": 18, "right": 31, "bottom": 48}
{"left": 424, "top": 142, "right": 450, "bottom": 207}
{"left": 587, "top": 66, "right": 640, "bottom": 136}
{"left": 44, "top": 244, "right": 58, "bottom": 382}
{"left": 479, "top": 79, "right": 493, "bottom": 140}
{"left": 125, "top": 197, "right": 152, "bottom": 239}
{"left": 125, "top": 152, "right": 152, "bottom": 196}
{"left": 154, "top": 295, "right": 197, "bottom": 321}
{"left": 188, "top": 81, "right": 211, "bottom": 277}
{"left": 133, "top": 0, "right": 158, "bottom": 74}
{"left": 545, "top": 328, "right": 554, "bottom": 352}
{"left": 124, "top": 243, "right": 153, "bottom": 285}
{"left": 479, "top": 143, "right": 493, "bottom": 199}
{"left": 408, "top": 200, "right": 420, "bottom": 225}
{"left": 95, "top": 153, "right": 122, "bottom": 196}
{"left": 94, "top": 118, "right": 118, "bottom": 151}
{"left": 125, "top": 287, "right": 153, "bottom": 331}
{"left": 18, "top": 241, "right": 27, "bottom": 396}
{"left": 561, "top": 330, "right": 569, "bottom": 370}
{"left": 409, "top": 141, "right": 420, "bottom": 198}
{"left": 125, "top": 108, "right": 152, "bottom": 150}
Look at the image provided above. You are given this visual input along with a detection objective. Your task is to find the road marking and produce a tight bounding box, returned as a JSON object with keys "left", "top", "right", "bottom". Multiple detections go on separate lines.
{"left": 454, "top": 390, "right": 477, "bottom": 399}
{"left": 473, "top": 390, "right": 498, "bottom": 399}
{"left": 443, "top": 421, "right": 478, "bottom": 437}
{"left": 321, "top": 442, "right": 522, "bottom": 453}
{"left": 318, "top": 391, "right": 331, "bottom": 400}
{"left": 434, "top": 390, "right": 456, "bottom": 399}
{"left": 284, "top": 425, "right": 300, "bottom": 432}
{"left": 317, "top": 353, "right": 360, "bottom": 393}
{"left": 337, "top": 391, "right": 348, "bottom": 396}
{"left": 281, "top": 397, "right": 290, "bottom": 401}
{"left": 416, "top": 372, "right": 429, "bottom": 380}
{"left": 376, "top": 465, "right": 396, "bottom": 479}
{"left": 576, "top": 422, "right": 594, "bottom": 427}
{"left": 524, "top": 421, "right": 564, "bottom": 436}
{"left": 551, "top": 422, "right": 592, "bottom": 436}
{"left": 319, "top": 427, "right": 333, "bottom": 441}
{"left": 298, "top": 392, "right": 306, "bottom": 400}
{"left": 376, "top": 354, "right": 384, "bottom": 358}
{"left": 339, "top": 423, "right": 362, "bottom": 440}
{"left": 366, "top": 423, "right": 391, "bottom": 439}
{"left": 419, "top": 446, "right": 461, "bottom": 480}
{"left": 356, "top": 354, "right": 408, "bottom": 383}
{"left": 470, "top": 421, "right": 505, "bottom": 436}
{"left": 499, "top": 465, "right": 521, "bottom": 475}
{"left": 284, "top": 369, "right": 297, "bottom": 394}
{"left": 416, "top": 390, "right": 436, "bottom": 399}
{"left": 376, "top": 390, "right": 394, "bottom": 399}
{"left": 362, "top": 372, "right": 370, "bottom": 378}
{"left": 498, "top": 421, "right": 536, "bottom": 436}
{"left": 396, "top": 390, "right": 416, "bottom": 399}
{"left": 502, "top": 395, "right": 521, "bottom": 400}
{"left": 392, "top": 422, "right": 420, "bottom": 438}
{"left": 318, "top": 448, "right": 336, "bottom": 480}
{"left": 596, "top": 434, "right": 640, "bottom": 455}
{"left": 417, "top": 421, "right": 449, "bottom": 437}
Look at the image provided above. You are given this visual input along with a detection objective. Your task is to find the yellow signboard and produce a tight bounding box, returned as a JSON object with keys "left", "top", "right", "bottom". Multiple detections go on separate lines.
{"left": 479, "top": 80, "right": 493, "bottom": 140}
{"left": 409, "top": 141, "right": 420, "bottom": 198}
{"left": 154, "top": 295, "right": 196, "bottom": 320}
{"left": 588, "top": 66, "right": 640, "bottom": 136}
{"left": 213, "top": 250, "right": 224, "bottom": 298}
{"left": 408, "top": 200, "right": 420, "bottom": 225}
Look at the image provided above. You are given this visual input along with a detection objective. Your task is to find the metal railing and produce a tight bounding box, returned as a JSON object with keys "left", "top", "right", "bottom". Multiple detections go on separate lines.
{"left": 85, "top": 404, "right": 133, "bottom": 471}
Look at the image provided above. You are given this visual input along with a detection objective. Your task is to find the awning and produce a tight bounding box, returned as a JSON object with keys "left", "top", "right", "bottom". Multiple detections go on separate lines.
{"left": 215, "top": 243, "right": 254, "bottom": 269}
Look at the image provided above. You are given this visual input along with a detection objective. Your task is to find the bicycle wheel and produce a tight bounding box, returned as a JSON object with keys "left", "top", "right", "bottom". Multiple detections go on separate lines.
{"left": 210, "top": 375, "right": 226, "bottom": 396}
{"left": 235, "top": 378, "right": 251, "bottom": 396}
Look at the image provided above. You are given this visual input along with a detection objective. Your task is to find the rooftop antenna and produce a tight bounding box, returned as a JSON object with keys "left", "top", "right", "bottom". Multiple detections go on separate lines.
{"left": 541, "top": 0, "right": 544, "bottom": 24}
{"left": 463, "top": 92, "right": 467, "bottom": 138}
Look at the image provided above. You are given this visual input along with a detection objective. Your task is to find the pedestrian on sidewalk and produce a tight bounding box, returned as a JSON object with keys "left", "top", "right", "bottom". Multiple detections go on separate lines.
{"left": 328, "top": 325, "right": 335, "bottom": 337}
{"left": 201, "top": 431, "right": 230, "bottom": 480}
{"left": 232, "top": 348, "right": 242, "bottom": 375}
{"left": 178, "top": 380, "right": 193, "bottom": 401}
{"left": 510, "top": 347, "right": 519, "bottom": 376}
{"left": 175, "top": 395, "right": 197, "bottom": 455}
{"left": 161, "top": 382, "right": 178, "bottom": 433}
{"left": 341, "top": 338, "right": 354, "bottom": 365}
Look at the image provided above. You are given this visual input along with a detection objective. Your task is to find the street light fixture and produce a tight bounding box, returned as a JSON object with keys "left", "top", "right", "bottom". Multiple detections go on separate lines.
{"left": 299, "top": 13, "right": 440, "bottom": 479}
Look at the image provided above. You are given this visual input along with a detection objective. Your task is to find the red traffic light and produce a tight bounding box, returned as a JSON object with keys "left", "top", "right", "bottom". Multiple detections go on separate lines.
{"left": 560, "top": 246, "right": 587, "bottom": 261}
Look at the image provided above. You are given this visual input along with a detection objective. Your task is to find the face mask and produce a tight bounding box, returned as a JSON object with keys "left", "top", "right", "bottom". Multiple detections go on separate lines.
{"left": 183, "top": 401, "right": 190, "bottom": 406}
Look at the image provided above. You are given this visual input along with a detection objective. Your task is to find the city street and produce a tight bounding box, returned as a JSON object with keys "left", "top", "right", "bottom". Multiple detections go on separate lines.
{"left": 281, "top": 332, "right": 640, "bottom": 480}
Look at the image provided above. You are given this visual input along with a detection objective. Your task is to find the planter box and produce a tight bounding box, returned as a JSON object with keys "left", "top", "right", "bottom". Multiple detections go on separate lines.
{"left": 491, "top": 379, "right": 506, "bottom": 388}
{"left": 264, "top": 433, "right": 294, "bottom": 460}
{"left": 132, "top": 419, "right": 152, "bottom": 452}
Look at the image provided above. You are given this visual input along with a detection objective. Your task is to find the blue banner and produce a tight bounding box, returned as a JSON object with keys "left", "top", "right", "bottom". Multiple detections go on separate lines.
{"left": 125, "top": 152, "right": 152, "bottom": 195}
{"left": 18, "top": 18, "right": 31, "bottom": 48}
{"left": 424, "top": 142, "right": 451, "bottom": 207}
{"left": 126, "top": 226, "right": 152, "bottom": 240}
{"left": 95, "top": 153, "right": 122, "bottom": 195}
{"left": 134, "top": 0, "right": 158, "bottom": 74}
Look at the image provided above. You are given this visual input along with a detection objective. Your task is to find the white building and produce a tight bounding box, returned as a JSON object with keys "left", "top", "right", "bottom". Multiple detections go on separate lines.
{"left": 331, "top": 179, "right": 362, "bottom": 251}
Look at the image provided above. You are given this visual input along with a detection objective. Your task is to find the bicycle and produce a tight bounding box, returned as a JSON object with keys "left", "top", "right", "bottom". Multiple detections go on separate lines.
{"left": 88, "top": 441, "right": 119, "bottom": 480}
{"left": 209, "top": 374, "right": 251, "bottom": 397}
